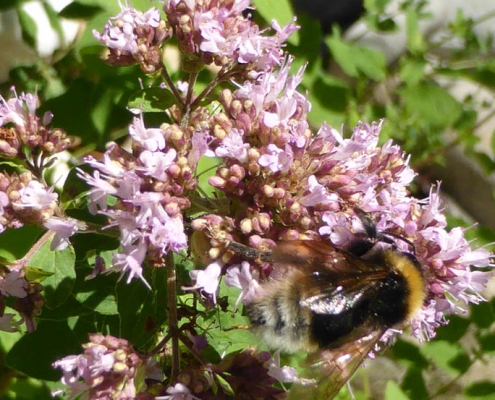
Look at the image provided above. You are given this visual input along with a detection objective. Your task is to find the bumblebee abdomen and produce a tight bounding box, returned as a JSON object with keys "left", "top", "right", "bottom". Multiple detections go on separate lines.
{"left": 245, "top": 270, "right": 315, "bottom": 353}
{"left": 310, "top": 270, "right": 410, "bottom": 349}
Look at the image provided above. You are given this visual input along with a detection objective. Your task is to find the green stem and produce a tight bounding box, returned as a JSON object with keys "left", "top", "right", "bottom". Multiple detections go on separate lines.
{"left": 166, "top": 251, "right": 180, "bottom": 379}
{"left": 160, "top": 62, "right": 185, "bottom": 108}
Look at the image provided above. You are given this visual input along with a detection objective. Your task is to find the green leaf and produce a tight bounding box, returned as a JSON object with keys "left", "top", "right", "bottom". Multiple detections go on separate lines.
{"left": 0, "top": 159, "right": 24, "bottom": 169}
{"left": 116, "top": 266, "right": 168, "bottom": 348}
{"left": 17, "top": 7, "right": 37, "bottom": 49}
{"left": 2, "top": 376, "right": 54, "bottom": 400}
{"left": 399, "top": 85, "right": 462, "bottom": 128}
{"left": 434, "top": 315, "right": 470, "bottom": 342}
{"left": 399, "top": 58, "right": 426, "bottom": 86}
{"left": 196, "top": 156, "right": 222, "bottom": 198}
{"left": 0, "top": 327, "right": 23, "bottom": 353}
{"left": 306, "top": 74, "right": 349, "bottom": 127}
{"left": 479, "top": 331, "right": 495, "bottom": 353}
{"left": 466, "top": 381, "right": 495, "bottom": 397}
{"left": 127, "top": 88, "right": 177, "bottom": 113}
{"left": 195, "top": 282, "right": 258, "bottom": 356}
{"left": 216, "top": 373, "right": 235, "bottom": 396}
{"left": 70, "top": 233, "right": 120, "bottom": 261}
{"left": 420, "top": 340, "right": 468, "bottom": 375}
{"left": 326, "top": 33, "right": 386, "bottom": 80}
{"left": 390, "top": 339, "right": 428, "bottom": 368}
{"left": 0, "top": 0, "right": 24, "bottom": 11}
{"left": 0, "top": 225, "right": 43, "bottom": 261}
{"left": 73, "top": 272, "right": 119, "bottom": 316}
{"left": 59, "top": 1, "right": 104, "bottom": 20}
{"left": 287, "top": 13, "right": 322, "bottom": 83}
{"left": 25, "top": 266, "right": 54, "bottom": 282}
{"left": 470, "top": 300, "right": 495, "bottom": 329}
{"left": 401, "top": 366, "right": 428, "bottom": 400}
{"left": 6, "top": 320, "right": 80, "bottom": 380}
{"left": 252, "top": 0, "right": 299, "bottom": 46}
{"left": 29, "top": 238, "right": 76, "bottom": 308}
{"left": 385, "top": 380, "right": 410, "bottom": 400}
{"left": 405, "top": 7, "right": 425, "bottom": 55}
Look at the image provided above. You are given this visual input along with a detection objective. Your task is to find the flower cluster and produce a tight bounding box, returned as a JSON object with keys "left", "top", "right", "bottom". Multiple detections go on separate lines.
{"left": 0, "top": 89, "right": 79, "bottom": 241}
{"left": 76, "top": 115, "right": 191, "bottom": 288}
{"left": 159, "top": 348, "right": 292, "bottom": 400}
{"left": 52, "top": 334, "right": 149, "bottom": 400}
{"left": 0, "top": 171, "right": 57, "bottom": 232}
{"left": 93, "top": 6, "right": 172, "bottom": 72}
{"left": 198, "top": 118, "right": 492, "bottom": 340}
{"left": 0, "top": 89, "right": 74, "bottom": 160}
{"left": 0, "top": 90, "right": 81, "bottom": 334}
{"left": 164, "top": 0, "right": 297, "bottom": 72}
{"left": 82, "top": 0, "right": 301, "bottom": 289}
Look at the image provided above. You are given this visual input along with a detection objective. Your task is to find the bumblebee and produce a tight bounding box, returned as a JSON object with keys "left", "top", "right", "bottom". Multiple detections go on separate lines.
{"left": 230, "top": 214, "right": 426, "bottom": 399}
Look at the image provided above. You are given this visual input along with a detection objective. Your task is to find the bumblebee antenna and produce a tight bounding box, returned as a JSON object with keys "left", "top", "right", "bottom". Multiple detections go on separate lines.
{"left": 353, "top": 207, "right": 417, "bottom": 254}
{"left": 379, "top": 231, "right": 417, "bottom": 254}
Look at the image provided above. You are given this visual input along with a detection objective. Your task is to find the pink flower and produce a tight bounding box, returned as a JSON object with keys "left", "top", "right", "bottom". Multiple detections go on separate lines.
{"left": 188, "top": 131, "right": 213, "bottom": 166}
{"left": 139, "top": 149, "right": 177, "bottom": 181}
{"left": 149, "top": 215, "right": 188, "bottom": 253}
{"left": 43, "top": 217, "right": 79, "bottom": 251}
{"left": 224, "top": 261, "right": 260, "bottom": 308}
{"left": 184, "top": 262, "right": 222, "bottom": 303}
{"left": 214, "top": 129, "right": 250, "bottom": 162}
{"left": 258, "top": 144, "right": 293, "bottom": 173}
{"left": 109, "top": 241, "right": 151, "bottom": 289}
{"left": 0, "top": 90, "right": 38, "bottom": 133}
{"left": 157, "top": 383, "right": 201, "bottom": 400}
{"left": 129, "top": 114, "right": 166, "bottom": 151}
{"left": 300, "top": 175, "right": 339, "bottom": 207}
{"left": 265, "top": 351, "right": 298, "bottom": 384}
{"left": 77, "top": 169, "right": 118, "bottom": 214}
{"left": 0, "top": 269, "right": 27, "bottom": 298}
{"left": 0, "top": 314, "right": 22, "bottom": 333}
{"left": 15, "top": 181, "right": 57, "bottom": 210}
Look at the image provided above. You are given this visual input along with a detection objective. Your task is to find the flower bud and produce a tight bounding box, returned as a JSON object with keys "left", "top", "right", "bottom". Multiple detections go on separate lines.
{"left": 209, "top": 247, "right": 221, "bottom": 260}
{"left": 230, "top": 164, "right": 245, "bottom": 180}
{"left": 228, "top": 176, "right": 240, "bottom": 187}
{"left": 214, "top": 125, "right": 227, "bottom": 140}
{"left": 168, "top": 164, "right": 181, "bottom": 178}
{"left": 248, "top": 148, "right": 260, "bottom": 161}
{"left": 230, "top": 100, "right": 242, "bottom": 117}
{"left": 263, "top": 185, "right": 274, "bottom": 197}
{"left": 240, "top": 218, "right": 253, "bottom": 234}
{"left": 208, "top": 176, "right": 226, "bottom": 189}
{"left": 248, "top": 162, "right": 260, "bottom": 175}
{"left": 273, "top": 188, "right": 285, "bottom": 199}
{"left": 221, "top": 89, "right": 233, "bottom": 108}
{"left": 258, "top": 213, "right": 271, "bottom": 231}
{"left": 114, "top": 349, "right": 127, "bottom": 361}
{"left": 300, "top": 216, "right": 312, "bottom": 229}
{"left": 218, "top": 167, "right": 230, "bottom": 179}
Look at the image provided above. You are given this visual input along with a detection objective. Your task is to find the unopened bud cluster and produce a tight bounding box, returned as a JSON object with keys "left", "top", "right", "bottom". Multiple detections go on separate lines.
{"left": 52, "top": 334, "right": 145, "bottom": 399}
{"left": 93, "top": 7, "right": 172, "bottom": 73}
{"left": 0, "top": 91, "right": 75, "bottom": 160}
{"left": 0, "top": 171, "right": 57, "bottom": 231}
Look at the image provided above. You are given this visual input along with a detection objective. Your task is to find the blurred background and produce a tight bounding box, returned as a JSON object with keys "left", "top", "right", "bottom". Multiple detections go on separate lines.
{"left": 0, "top": 0, "right": 494, "bottom": 399}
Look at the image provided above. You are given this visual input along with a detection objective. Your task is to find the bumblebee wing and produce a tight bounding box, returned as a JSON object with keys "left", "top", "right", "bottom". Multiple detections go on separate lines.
{"left": 272, "top": 240, "right": 389, "bottom": 275}
{"left": 299, "top": 266, "right": 389, "bottom": 315}
{"left": 292, "top": 328, "right": 385, "bottom": 400}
